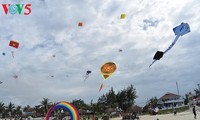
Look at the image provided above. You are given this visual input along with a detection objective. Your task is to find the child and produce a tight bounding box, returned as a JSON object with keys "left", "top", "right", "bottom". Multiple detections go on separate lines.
{"left": 173, "top": 109, "right": 177, "bottom": 115}
{"left": 193, "top": 106, "right": 197, "bottom": 119}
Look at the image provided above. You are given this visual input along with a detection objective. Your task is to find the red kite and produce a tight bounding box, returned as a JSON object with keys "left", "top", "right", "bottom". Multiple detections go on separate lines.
{"left": 9, "top": 40, "right": 19, "bottom": 48}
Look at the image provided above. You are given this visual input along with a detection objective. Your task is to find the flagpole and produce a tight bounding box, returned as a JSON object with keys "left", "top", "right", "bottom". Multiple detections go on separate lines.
{"left": 176, "top": 82, "right": 180, "bottom": 95}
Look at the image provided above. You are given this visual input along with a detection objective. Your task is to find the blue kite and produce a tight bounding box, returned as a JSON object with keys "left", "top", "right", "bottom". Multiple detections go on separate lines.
{"left": 149, "top": 22, "right": 190, "bottom": 67}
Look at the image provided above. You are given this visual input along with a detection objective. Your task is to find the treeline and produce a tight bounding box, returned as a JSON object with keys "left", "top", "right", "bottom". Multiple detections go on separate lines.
{"left": 184, "top": 84, "right": 200, "bottom": 105}
{"left": 95, "top": 84, "right": 137, "bottom": 113}
{"left": 0, "top": 98, "right": 53, "bottom": 118}
{"left": 0, "top": 84, "right": 137, "bottom": 118}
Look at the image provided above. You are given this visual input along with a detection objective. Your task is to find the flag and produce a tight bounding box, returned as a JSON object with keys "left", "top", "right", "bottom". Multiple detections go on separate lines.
{"left": 9, "top": 40, "right": 19, "bottom": 48}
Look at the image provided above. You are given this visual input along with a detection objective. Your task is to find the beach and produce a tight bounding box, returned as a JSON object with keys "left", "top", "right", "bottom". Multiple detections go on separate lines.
{"left": 0, "top": 111, "right": 198, "bottom": 120}
{"left": 140, "top": 112, "right": 198, "bottom": 120}
{"left": 110, "top": 111, "right": 199, "bottom": 120}
{"left": 111, "top": 111, "right": 200, "bottom": 120}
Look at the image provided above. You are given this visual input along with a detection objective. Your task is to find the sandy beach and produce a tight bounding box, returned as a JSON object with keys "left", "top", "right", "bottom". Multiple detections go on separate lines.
{"left": 0, "top": 111, "right": 199, "bottom": 120}
{"left": 110, "top": 111, "right": 199, "bottom": 120}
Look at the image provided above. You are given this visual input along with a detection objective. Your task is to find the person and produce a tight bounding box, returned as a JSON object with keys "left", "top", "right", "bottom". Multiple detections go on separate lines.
{"left": 131, "top": 112, "right": 136, "bottom": 119}
{"left": 95, "top": 117, "right": 98, "bottom": 120}
{"left": 92, "top": 115, "right": 95, "bottom": 120}
{"left": 173, "top": 109, "right": 177, "bottom": 115}
{"left": 193, "top": 106, "right": 197, "bottom": 119}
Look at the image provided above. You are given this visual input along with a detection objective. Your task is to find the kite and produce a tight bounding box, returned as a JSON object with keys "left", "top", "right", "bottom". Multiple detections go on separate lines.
{"left": 149, "top": 51, "right": 164, "bottom": 67}
{"left": 78, "top": 22, "right": 83, "bottom": 27}
{"left": 84, "top": 70, "right": 92, "bottom": 81}
{"left": 0, "top": 81, "right": 2, "bottom": 84}
{"left": 52, "top": 54, "right": 56, "bottom": 58}
{"left": 99, "top": 83, "right": 104, "bottom": 92}
{"left": 120, "top": 14, "right": 126, "bottom": 19}
{"left": 99, "top": 62, "right": 117, "bottom": 92}
{"left": 9, "top": 40, "right": 19, "bottom": 48}
{"left": 86, "top": 70, "right": 91, "bottom": 75}
{"left": 118, "top": 49, "right": 123, "bottom": 52}
{"left": 100, "top": 62, "right": 117, "bottom": 79}
{"left": 2, "top": 52, "right": 6, "bottom": 56}
{"left": 149, "top": 22, "right": 190, "bottom": 67}
{"left": 153, "top": 51, "right": 164, "bottom": 60}
{"left": 13, "top": 75, "right": 18, "bottom": 79}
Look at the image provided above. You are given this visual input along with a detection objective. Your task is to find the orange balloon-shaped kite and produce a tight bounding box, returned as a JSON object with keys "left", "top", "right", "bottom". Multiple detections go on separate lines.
{"left": 100, "top": 62, "right": 117, "bottom": 79}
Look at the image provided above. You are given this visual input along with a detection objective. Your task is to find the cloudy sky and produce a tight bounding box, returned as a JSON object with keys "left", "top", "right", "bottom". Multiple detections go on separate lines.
{"left": 0, "top": 0, "right": 200, "bottom": 107}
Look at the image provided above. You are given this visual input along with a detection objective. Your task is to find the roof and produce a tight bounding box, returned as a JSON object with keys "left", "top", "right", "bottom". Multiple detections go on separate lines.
{"left": 195, "top": 96, "right": 200, "bottom": 101}
{"left": 159, "top": 92, "right": 180, "bottom": 100}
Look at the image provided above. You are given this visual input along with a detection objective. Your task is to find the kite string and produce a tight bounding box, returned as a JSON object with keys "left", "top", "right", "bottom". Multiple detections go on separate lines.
{"left": 84, "top": 75, "right": 89, "bottom": 82}
{"left": 164, "top": 35, "right": 180, "bottom": 54}
{"left": 149, "top": 60, "right": 156, "bottom": 68}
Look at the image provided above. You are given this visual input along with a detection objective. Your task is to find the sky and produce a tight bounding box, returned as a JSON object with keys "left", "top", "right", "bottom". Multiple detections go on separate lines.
{"left": 0, "top": 0, "right": 200, "bottom": 107}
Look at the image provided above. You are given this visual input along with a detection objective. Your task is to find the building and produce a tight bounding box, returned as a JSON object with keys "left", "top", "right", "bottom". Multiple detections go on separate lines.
{"left": 194, "top": 96, "right": 200, "bottom": 106}
{"left": 157, "top": 92, "right": 184, "bottom": 110}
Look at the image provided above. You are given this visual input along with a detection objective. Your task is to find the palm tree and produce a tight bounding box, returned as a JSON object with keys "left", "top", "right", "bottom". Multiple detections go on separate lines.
{"left": 0, "top": 102, "right": 5, "bottom": 118}
{"left": 6, "top": 102, "right": 15, "bottom": 119}
{"left": 34, "top": 105, "right": 43, "bottom": 117}
{"left": 193, "top": 84, "right": 200, "bottom": 98}
{"left": 40, "top": 98, "right": 52, "bottom": 115}
{"left": 15, "top": 106, "right": 22, "bottom": 115}
{"left": 149, "top": 97, "right": 158, "bottom": 108}
{"left": 71, "top": 99, "right": 88, "bottom": 109}
{"left": 23, "top": 105, "right": 31, "bottom": 113}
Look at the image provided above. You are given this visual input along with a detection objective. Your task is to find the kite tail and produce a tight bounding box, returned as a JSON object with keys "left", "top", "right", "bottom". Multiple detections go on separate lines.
{"left": 99, "top": 83, "right": 104, "bottom": 92}
{"left": 11, "top": 51, "right": 14, "bottom": 58}
{"left": 84, "top": 75, "right": 89, "bottom": 82}
{"left": 149, "top": 60, "right": 157, "bottom": 68}
{"left": 164, "top": 35, "right": 180, "bottom": 54}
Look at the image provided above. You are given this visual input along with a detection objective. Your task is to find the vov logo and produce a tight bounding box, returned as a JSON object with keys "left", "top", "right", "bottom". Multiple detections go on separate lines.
{"left": 2, "top": 4, "right": 31, "bottom": 15}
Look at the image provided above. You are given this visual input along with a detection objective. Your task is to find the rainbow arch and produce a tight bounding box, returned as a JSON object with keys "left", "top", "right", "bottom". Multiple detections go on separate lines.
{"left": 45, "top": 101, "right": 80, "bottom": 120}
